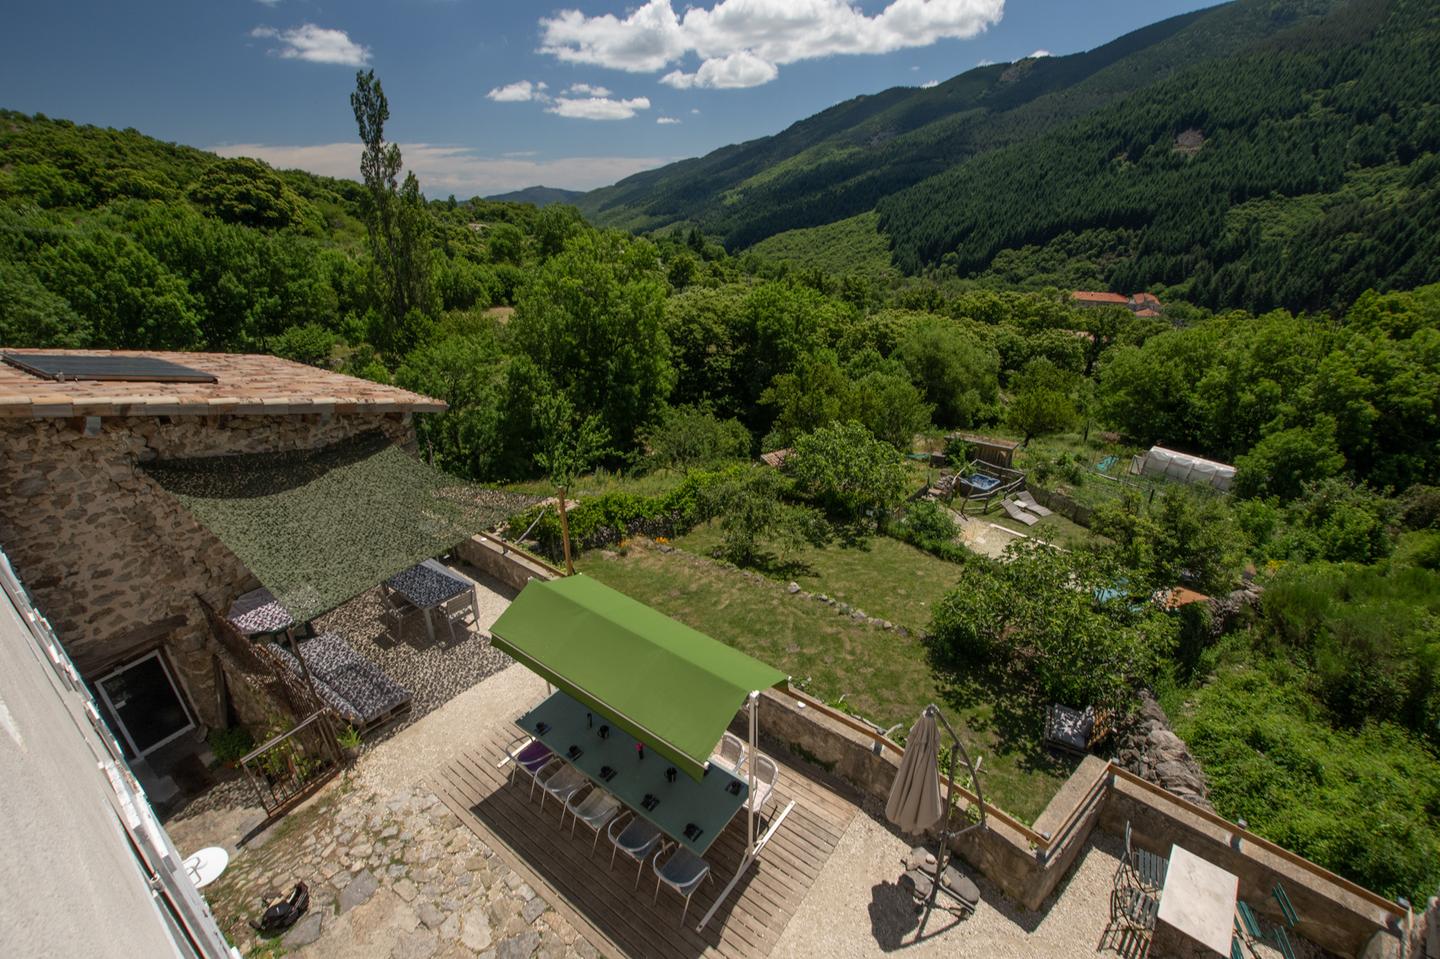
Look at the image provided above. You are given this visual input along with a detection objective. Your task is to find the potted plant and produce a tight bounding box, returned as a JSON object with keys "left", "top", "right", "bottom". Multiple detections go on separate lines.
{"left": 337, "top": 725, "right": 363, "bottom": 762}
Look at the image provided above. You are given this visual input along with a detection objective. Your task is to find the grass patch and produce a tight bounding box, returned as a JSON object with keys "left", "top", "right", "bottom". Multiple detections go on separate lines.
{"left": 674, "top": 520, "right": 963, "bottom": 630}
{"left": 579, "top": 545, "right": 1075, "bottom": 822}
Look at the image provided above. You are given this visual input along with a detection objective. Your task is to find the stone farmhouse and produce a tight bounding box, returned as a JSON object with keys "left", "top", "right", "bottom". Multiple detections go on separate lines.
{"left": 0, "top": 348, "right": 444, "bottom": 772}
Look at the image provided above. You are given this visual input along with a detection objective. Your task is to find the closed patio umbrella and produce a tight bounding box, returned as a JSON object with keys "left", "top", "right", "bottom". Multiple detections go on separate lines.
{"left": 885, "top": 707, "right": 944, "bottom": 835}
{"left": 885, "top": 704, "right": 987, "bottom": 933}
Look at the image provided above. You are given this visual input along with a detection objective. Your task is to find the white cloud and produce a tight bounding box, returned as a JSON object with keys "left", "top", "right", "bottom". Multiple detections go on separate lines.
{"left": 538, "top": 0, "right": 1004, "bottom": 89}
{"left": 657, "top": 116, "right": 681, "bottom": 124}
{"left": 1028, "top": 49, "right": 1051, "bottom": 58}
{"left": 546, "top": 95, "right": 651, "bottom": 120}
{"left": 487, "top": 80, "right": 549, "bottom": 102}
{"left": 920, "top": 79, "right": 939, "bottom": 88}
{"left": 254, "top": 0, "right": 281, "bottom": 6}
{"left": 910, "top": 64, "right": 920, "bottom": 71}
{"left": 208, "top": 141, "right": 672, "bottom": 194}
{"left": 690, "top": 107, "right": 701, "bottom": 114}
{"left": 976, "top": 58, "right": 995, "bottom": 66}
{"left": 661, "top": 50, "right": 777, "bottom": 89}
{"left": 250, "top": 24, "right": 371, "bottom": 66}
{"left": 565, "top": 82, "right": 612, "bottom": 97}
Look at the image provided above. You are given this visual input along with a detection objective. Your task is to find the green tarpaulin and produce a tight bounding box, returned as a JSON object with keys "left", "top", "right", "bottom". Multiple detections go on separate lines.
{"left": 146, "top": 431, "right": 524, "bottom": 623}
{"left": 489, "top": 575, "right": 787, "bottom": 780}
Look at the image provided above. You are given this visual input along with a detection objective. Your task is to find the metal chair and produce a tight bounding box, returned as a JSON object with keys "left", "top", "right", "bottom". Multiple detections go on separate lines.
{"left": 441, "top": 589, "right": 478, "bottom": 643}
{"left": 746, "top": 753, "right": 778, "bottom": 817}
{"left": 536, "top": 763, "right": 588, "bottom": 821}
{"left": 652, "top": 844, "right": 712, "bottom": 923}
{"left": 566, "top": 788, "right": 622, "bottom": 854}
{"left": 709, "top": 732, "right": 746, "bottom": 775}
{"left": 1112, "top": 883, "right": 1160, "bottom": 935}
{"left": 607, "top": 814, "right": 664, "bottom": 888}
{"left": 378, "top": 585, "right": 418, "bottom": 639}
{"left": 504, "top": 735, "right": 557, "bottom": 800}
{"left": 1118, "top": 820, "right": 1168, "bottom": 893}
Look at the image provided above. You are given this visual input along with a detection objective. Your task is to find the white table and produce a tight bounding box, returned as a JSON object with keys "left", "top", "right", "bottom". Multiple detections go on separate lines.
{"left": 1154, "top": 844, "right": 1239, "bottom": 958}
{"left": 183, "top": 847, "right": 229, "bottom": 889}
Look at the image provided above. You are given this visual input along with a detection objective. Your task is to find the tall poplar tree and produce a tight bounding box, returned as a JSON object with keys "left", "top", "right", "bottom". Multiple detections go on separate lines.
{"left": 351, "top": 70, "right": 432, "bottom": 353}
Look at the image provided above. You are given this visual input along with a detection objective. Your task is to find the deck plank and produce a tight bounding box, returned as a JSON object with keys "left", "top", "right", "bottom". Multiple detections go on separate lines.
{"left": 432, "top": 742, "right": 858, "bottom": 959}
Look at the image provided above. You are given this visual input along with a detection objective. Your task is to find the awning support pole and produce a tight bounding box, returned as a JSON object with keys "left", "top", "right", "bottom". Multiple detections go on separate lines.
{"left": 696, "top": 690, "right": 767, "bottom": 934}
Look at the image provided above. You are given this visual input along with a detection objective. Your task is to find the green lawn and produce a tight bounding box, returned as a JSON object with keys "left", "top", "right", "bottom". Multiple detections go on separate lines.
{"left": 674, "top": 521, "right": 963, "bottom": 630}
{"left": 579, "top": 543, "right": 1076, "bottom": 822}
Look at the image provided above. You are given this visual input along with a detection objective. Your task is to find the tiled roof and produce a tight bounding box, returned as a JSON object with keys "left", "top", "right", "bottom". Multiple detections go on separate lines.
{"left": 1131, "top": 292, "right": 1162, "bottom": 307}
{"left": 0, "top": 349, "right": 446, "bottom": 419}
{"left": 1134, "top": 308, "right": 1161, "bottom": 318}
{"left": 1071, "top": 291, "right": 1130, "bottom": 305}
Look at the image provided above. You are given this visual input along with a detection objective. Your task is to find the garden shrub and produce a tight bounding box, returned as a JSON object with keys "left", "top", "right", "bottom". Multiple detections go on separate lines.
{"left": 508, "top": 465, "right": 744, "bottom": 558}
{"left": 1175, "top": 664, "right": 1440, "bottom": 903}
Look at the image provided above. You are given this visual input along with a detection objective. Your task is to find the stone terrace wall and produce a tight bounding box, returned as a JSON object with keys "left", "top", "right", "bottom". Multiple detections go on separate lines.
{"left": 0, "top": 412, "right": 415, "bottom": 727}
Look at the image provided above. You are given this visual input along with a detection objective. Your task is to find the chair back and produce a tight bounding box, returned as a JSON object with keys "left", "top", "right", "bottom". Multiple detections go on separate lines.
{"left": 444, "top": 590, "right": 476, "bottom": 619}
{"left": 715, "top": 732, "right": 745, "bottom": 771}
{"left": 617, "top": 817, "right": 662, "bottom": 853}
{"left": 754, "top": 753, "right": 779, "bottom": 785}
{"left": 659, "top": 848, "right": 709, "bottom": 887}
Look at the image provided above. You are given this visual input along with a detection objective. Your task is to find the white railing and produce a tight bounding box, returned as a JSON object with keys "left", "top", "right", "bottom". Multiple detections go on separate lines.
{"left": 0, "top": 547, "right": 240, "bottom": 959}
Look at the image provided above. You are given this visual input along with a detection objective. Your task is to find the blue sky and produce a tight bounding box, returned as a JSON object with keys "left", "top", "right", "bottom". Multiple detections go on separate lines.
{"left": 1, "top": 1, "right": 1218, "bottom": 197}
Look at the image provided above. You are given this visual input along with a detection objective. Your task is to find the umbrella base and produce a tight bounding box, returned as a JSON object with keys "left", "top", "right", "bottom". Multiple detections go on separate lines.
{"left": 902, "top": 846, "right": 979, "bottom": 915}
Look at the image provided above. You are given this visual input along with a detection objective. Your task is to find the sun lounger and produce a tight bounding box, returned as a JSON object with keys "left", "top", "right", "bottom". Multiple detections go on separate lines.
{"left": 1015, "top": 491, "right": 1053, "bottom": 516}
{"left": 271, "top": 632, "right": 412, "bottom": 731}
{"left": 1000, "top": 499, "right": 1041, "bottom": 525}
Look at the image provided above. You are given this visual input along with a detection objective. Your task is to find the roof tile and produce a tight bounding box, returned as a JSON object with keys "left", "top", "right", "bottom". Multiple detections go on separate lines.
{"left": 0, "top": 349, "right": 445, "bottom": 419}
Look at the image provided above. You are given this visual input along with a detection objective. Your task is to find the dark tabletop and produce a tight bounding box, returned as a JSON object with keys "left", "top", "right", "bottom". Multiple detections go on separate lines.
{"left": 517, "top": 690, "right": 748, "bottom": 856}
{"left": 385, "top": 560, "right": 471, "bottom": 609}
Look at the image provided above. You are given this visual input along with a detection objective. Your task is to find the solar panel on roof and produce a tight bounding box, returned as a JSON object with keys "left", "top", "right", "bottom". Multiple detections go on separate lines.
{"left": 1, "top": 352, "right": 217, "bottom": 383}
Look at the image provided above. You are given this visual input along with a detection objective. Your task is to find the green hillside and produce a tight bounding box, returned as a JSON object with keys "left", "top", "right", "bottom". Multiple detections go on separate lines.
{"left": 578, "top": 0, "right": 1340, "bottom": 244}
{"left": 485, "top": 186, "right": 585, "bottom": 207}
{"left": 580, "top": 0, "right": 1440, "bottom": 315}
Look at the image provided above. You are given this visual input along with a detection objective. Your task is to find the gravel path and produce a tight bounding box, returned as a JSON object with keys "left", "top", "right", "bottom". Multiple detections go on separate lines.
{"left": 772, "top": 803, "right": 1126, "bottom": 959}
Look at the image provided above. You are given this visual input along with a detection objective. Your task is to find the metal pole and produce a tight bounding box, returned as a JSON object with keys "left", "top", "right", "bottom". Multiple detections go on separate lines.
{"left": 747, "top": 690, "right": 758, "bottom": 854}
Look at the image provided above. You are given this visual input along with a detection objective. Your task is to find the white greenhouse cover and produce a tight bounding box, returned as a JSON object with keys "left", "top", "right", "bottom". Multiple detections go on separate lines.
{"left": 1134, "top": 446, "right": 1236, "bottom": 491}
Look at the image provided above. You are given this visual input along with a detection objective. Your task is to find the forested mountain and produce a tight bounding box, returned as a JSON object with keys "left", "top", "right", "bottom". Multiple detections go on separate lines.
{"left": 580, "top": 0, "right": 1440, "bottom": 315}
{"left": 485, "top": 186, "right": 584, "bottom": 207}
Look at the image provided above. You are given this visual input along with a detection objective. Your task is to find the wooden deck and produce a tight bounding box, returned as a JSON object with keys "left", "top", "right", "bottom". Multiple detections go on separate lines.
{"left": 433, "top": 741, "right": 859, "bottom": 959}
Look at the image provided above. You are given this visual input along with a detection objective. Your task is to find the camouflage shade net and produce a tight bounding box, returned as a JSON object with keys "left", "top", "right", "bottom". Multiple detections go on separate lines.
{"left": 146, "top": 431, "right": 515, "bottom": 623}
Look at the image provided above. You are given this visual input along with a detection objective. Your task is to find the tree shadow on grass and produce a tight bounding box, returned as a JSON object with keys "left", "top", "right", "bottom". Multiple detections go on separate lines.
{"left": 929, "top": 649, "right": 1078, "bottom": 782}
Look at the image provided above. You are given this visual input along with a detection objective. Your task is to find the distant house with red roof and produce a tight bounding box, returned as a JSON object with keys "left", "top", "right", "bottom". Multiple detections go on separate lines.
{"left": 1071, "top": 290, "right": 1164, "bottom": 316}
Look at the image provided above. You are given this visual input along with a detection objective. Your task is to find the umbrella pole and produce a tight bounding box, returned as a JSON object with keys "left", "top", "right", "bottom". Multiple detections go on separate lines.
{"left": 918, "top": 741, "right": 957, "bottom": 936}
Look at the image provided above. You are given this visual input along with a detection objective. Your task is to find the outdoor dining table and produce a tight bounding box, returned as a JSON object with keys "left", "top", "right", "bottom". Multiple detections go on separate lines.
{"left": 516, "top": 690, "right": 749, "bottom": 855}
{"left": 227, "top": 586, "right": 296, "bottom": 637}
{"left": 384, "top": 558, "right": 471, "bottom": 643}
{"left": 1152, "top": 843, "right": 1239, "bottom": 958}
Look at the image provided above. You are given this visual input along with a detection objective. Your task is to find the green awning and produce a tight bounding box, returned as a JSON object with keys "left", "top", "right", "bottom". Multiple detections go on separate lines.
{"left": 489, "top": 575, "right": 787, "bottom": 780}
{"left": 146, "top": 431, "right": 523, "bottom": 622}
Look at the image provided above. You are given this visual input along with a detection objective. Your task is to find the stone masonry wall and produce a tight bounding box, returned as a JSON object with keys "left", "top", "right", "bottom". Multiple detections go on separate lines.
{"left": 0, "top": 412, "right": 415, "bottom": 729}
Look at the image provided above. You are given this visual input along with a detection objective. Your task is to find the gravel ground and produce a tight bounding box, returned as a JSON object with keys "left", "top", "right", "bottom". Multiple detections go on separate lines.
{"left": 312, "top": 561, "right": 518, "bottom": 738}
{"left": 771, "top": 800, "right": 1308, "bottom": 959}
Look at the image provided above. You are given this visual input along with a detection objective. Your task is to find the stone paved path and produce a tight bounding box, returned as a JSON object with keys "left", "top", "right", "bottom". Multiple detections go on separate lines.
{"left": 205, "top": 776, "right": 595, "bottom": 959}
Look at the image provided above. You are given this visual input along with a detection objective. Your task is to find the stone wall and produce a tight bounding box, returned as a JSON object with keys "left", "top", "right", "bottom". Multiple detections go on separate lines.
{"left": 0, "top": 412, "right": 415, "bottom": 728}
{"left": 454, "top": 535, "right": 559, "bottom": 593}
{"left": 1110, "top": 690, "right": 1213, "bottom": 811}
